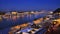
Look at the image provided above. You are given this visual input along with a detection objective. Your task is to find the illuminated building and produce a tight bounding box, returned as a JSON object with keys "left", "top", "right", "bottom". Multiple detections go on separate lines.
{"left": 3, "top": 12, "right": 11, "bottom": 20}
{"left": 11, "top": 11, "right": 18, "bottom": 20}
{"left": 11, "top": 11, "right": 17, "bottom": 15}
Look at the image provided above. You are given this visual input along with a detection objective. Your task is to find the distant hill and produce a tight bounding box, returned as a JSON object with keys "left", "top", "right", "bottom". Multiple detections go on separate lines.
{"left": 53, "top": 8, "right": 60, "bottom": 14}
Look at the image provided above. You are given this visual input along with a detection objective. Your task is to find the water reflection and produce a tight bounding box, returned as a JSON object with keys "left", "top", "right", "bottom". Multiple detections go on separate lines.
{"left": 0, "top": 11, "right": 47, "bottom": 29}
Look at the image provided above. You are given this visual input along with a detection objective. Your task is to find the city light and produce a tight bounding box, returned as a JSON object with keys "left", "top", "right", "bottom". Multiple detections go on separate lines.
{"left": 0, "top": 8, "right": 60, "bottom": 34}
{"left": 50, "top": 11, "right": 53, "bottom": 14}
{"left": 31, "top": 11, "right": 34, "bottom": 14}
{"left": 11, "top": 12, "right": 17, "bottom": 15}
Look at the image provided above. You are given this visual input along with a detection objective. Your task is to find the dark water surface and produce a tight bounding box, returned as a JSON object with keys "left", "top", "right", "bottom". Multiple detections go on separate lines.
{"left": 0, "top": 14, "right": 47, "bottom": 34}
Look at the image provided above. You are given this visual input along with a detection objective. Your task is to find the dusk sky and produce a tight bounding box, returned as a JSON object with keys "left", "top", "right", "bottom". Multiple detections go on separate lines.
{"left": 0, "top": 0, "right": 60, "bottom": 11}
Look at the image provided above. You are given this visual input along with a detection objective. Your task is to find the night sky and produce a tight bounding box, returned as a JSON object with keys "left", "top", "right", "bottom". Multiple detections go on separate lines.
{"left": 0, "top": 0, "right": 60, "bottom": 11}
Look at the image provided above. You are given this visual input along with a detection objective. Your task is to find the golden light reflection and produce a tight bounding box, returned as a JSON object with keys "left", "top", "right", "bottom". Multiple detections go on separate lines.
{"left": 14, "top": 25, "right": 21, "bottom": 29}
{"left": 20, "top": 23, "right": 28, "bottom": 28}
{"left": 12, "top": 16, "right": 17, "bottom": 20}
{"left": 39, "top": 18, "right": 43, "bottom": 22}
{"left": 33, "top": 19, "right": 42, "bottom": 24}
